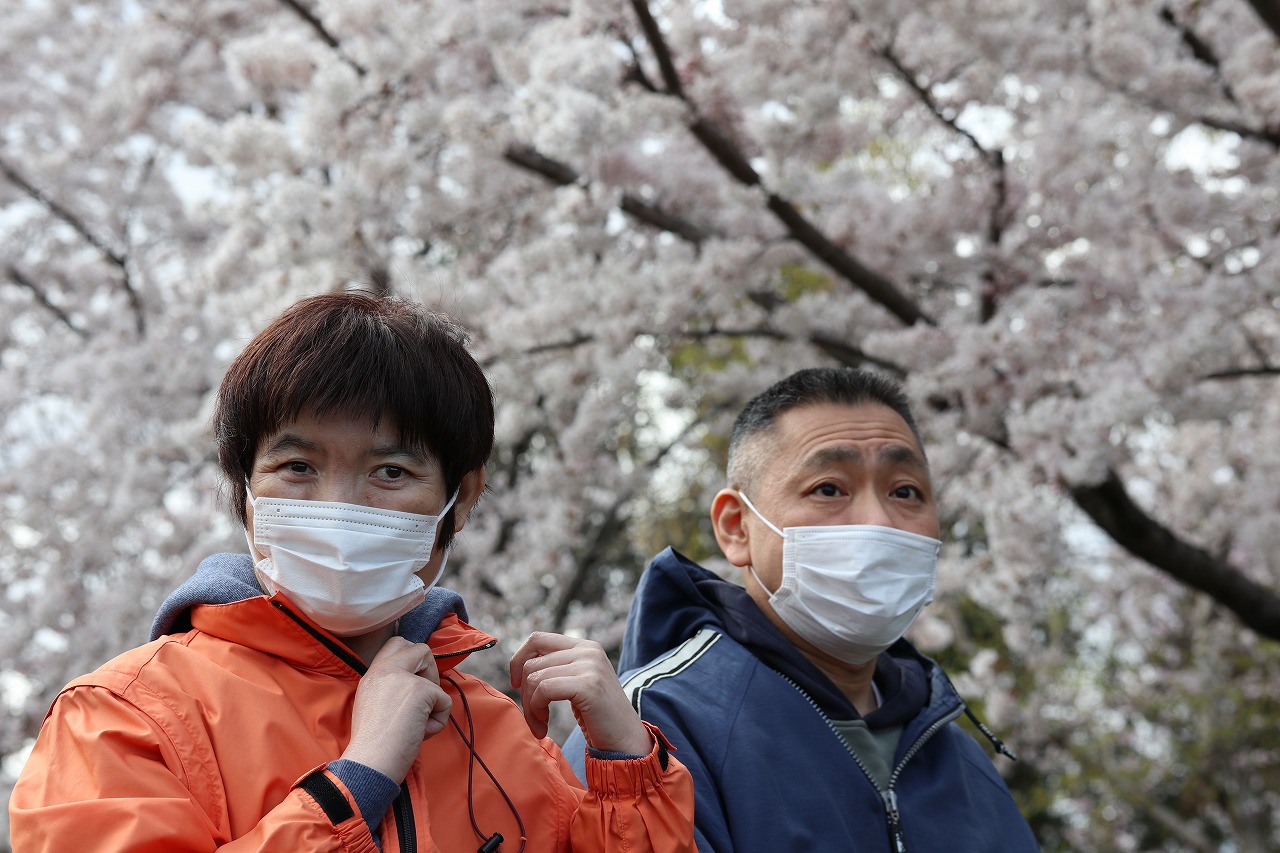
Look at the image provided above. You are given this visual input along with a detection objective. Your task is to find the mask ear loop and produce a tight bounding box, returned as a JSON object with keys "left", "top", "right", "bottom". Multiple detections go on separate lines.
{"left": 442, "top": 674, "right": 527, "bottom": 853}
{"left": 417, "top": 488, "right": 462, "bottom": 590}
{"left": 736, "top": 493, "right": 785, "bottom": 596}
{"left": 243, "top": 480, "right": 263, "bottom": 562}
{"left": 736, "top": 492, "right": 784, "bottom": 536}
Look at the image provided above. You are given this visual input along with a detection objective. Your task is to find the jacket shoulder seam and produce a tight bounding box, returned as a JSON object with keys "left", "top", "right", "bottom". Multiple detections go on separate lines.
{"left": 59, "top": 637, "right": 228, "bottom": 830}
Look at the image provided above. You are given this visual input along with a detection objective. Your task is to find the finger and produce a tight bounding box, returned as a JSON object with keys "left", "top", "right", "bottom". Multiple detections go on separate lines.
{"left": 368, "top": 635, "right": 414, "bottom": 663}
{"left": 520, "top": 674, "right": 556, "bottom": 740}
{"left": 518, "top": 647, "right": 592, "bottom": 686}
{"left": 370, "top": 637, "right": 441, "bottom": 683}
{"left": 412, "top": 646, "right": 441, "bottom": 683}
{"left": 423, "top": 691, "right": 453, "bottom": 738}
{"left": 509, "top": 632, "right": 592, "bottom": 688}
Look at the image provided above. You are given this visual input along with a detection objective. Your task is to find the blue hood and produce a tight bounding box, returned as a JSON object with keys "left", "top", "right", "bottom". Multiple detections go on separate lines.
{"left": 621, "top": 547, "right": 932, "bottom": 726}
{"left": 150, "top": 552, "right": 468, "bottom": 645}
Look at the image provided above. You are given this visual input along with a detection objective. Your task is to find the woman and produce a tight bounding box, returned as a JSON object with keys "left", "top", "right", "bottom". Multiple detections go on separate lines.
{"left": 10, "top": 291, "right": 693, "bottom": 852}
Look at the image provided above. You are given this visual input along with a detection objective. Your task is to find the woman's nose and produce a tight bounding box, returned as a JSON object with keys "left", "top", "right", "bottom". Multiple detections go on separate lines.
{"left": 314, "top": 476, "right": 364, "bottom": 505}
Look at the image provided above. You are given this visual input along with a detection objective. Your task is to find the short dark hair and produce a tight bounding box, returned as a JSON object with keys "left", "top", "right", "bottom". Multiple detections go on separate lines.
{"left": 214, "top": 290, "right": 494, "bottom": 550}
{"left": 726, "top": 367, "right": 924, "bottom": 491}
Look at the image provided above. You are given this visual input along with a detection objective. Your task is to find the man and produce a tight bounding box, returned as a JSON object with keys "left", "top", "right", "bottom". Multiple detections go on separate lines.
{"left": 11, "top": 291, "right": 693, "bottom": 852}
{"left": 567, "top": 367, "right": 1037, "bottom": 851}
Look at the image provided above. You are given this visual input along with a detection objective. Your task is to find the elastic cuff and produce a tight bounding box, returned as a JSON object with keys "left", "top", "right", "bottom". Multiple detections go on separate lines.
{"left": 586, "top": 730, "right": 669, "bottom": 770}
{"left": 586, "top": 745, "right": 646, "bottom": 761}
{"left": 328, "top": 759, "right": 400, "bottom": 845}
{"left": 582, "top": 722, "right": 675, "bottom": 794}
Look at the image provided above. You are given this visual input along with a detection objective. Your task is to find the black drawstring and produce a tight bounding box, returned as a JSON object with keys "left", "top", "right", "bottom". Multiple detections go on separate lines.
{"left": 442, "top": 674, "right": 528, "bottom": 853}
{"left": 963, "top": 706, "right": 1018, "bottom": 761}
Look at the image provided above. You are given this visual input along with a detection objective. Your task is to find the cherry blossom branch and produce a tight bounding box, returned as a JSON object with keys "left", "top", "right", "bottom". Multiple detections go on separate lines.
{"left": 1201, "top": 366, "right": 1280, "bottom": 380}
{"left": 627, "top": 0, "right": 933, "bottom": 327}
{"left": 1081, "top": 22, "right": 1280, "bottom": 149}
{"left": 551, "top": 407, "right": 726, "bottom": 631}
{"left": 1158, "top": 5, "right": 1238, "bottom": 106}
{"left": 273, "top": 0, "right": 366, "bottom": 76}
{"left": 869, "top": 28, "right": 1010, "bottom": 321}
{"left": 502, "top": 143, "right": 904, "bottom": 353}
{"left": 0, "top": 156, "right": 145, "bottom": 335}
{"left": 1070, "top": 469, "right": 1280, "bottom": 641}
{"left": 502, "top": 143, "right": 711, "bottom": 244}
{"left": 682, "top": 326, "right": 906, "bottom": 375}
{"left": 1153, "top": 5, "right": 1280, "bottom": 146}
{"left": 1244, "top": 0, "right": 1280, "bottom": 41}
{"left": 5, "top": 264, "right": 89, "bottom": 339}
{"left": 483, "top": 325, "right": 902, "bottom": 375}
{"left": 479, "top": 333, "right": 594, "bottom": 368}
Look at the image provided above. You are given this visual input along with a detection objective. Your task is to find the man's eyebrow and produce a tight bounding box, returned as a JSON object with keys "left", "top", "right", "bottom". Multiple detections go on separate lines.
{"left": 879, "top": 443, "right": 930, "bottom": 473}
{"left": 801, "top": 444, "right": 929, "bottom": 473}
{"left": 803, "top": 446, "right": 864, "bottom": 470}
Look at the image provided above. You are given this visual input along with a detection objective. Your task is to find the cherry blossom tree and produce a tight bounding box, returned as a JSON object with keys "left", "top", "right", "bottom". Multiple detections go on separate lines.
{"left": 3, "top": 1, "right": 1279, "bottom": 849}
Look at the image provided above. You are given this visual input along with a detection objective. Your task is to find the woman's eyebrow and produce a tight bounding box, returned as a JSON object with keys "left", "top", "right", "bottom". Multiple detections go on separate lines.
{"left": 365, "top": 443, "right": 429, "bottom": 461}
{"left": 259, "top": 433, "right": 319, "bottom": 457}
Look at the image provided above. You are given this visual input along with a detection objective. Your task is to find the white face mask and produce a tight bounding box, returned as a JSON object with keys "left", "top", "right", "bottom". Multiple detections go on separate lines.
{"left": 739, "top": 493, "right": 940, "bottom": 665}
{"left": 246, "top": 488, "right": 458, "bottom": 636}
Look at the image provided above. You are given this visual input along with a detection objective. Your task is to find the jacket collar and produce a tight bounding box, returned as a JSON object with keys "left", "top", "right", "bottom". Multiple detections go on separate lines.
{"left": 155, "top": 552, "right": 495, "bottom": 676}
{"left": 624, "top": 548, "right": 937, "bottom": 725}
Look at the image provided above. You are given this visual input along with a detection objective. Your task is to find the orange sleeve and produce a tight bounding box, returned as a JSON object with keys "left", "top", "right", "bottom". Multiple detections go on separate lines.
{"left": 565, "top": 722, "right": 696, "bottom": 852}
{"left": 7, "top": 685, "right": 378, "bottom": 853}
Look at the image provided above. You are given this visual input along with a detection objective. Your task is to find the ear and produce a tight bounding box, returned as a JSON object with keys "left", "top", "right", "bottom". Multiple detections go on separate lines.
{"left": 453, "top": 466, "right": 487, "bottom": 533}
{"left": 710, "top": 488, "right": 752, "bottom": 567}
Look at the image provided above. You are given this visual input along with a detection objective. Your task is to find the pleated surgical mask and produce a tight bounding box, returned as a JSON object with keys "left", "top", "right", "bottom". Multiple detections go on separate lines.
{"left": 739, "top": 493, "right": 940, "bottom": 665}
{"left": 246, "top": 488, "right": 458, "bottom": 636}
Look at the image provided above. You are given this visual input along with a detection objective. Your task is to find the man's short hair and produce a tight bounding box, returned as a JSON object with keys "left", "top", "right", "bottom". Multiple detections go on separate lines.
{"left": 726, "top": 367, "right": 924, "bottom": 492}
{"left": 214, "top": 290, "right": 494, "bottom": 550}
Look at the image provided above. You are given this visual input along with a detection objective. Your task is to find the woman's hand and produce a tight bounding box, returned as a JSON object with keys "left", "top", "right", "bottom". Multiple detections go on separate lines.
{"left": 342, "top": 637, "right": 452, "bottom": 782}
{"left": 509, "top": 632, "right": 653, "bottom": 756}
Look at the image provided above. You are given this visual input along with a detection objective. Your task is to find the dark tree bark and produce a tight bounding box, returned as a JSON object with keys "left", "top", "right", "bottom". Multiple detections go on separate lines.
{"left": 1071, "top": 470, "right": 1280, "bottom": 641}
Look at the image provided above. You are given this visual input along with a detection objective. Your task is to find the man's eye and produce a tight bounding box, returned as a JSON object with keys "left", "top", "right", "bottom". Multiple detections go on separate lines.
{"left": 287, "top": 461, "right": 311, "bottom": 475}
{"left": 814, "top": 483, "right": 841, "bottom": 497}
{"left": 893, "top": 485, "right": 922, "bottom": 500}
{"left": 378, "top": 465, "right": 405, "bottom": 479}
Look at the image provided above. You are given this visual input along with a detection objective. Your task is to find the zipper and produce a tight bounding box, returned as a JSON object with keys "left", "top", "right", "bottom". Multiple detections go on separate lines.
{"left": 880, "top": 704, "right": 964, "bottom": 853}
{"left": 778, "top": 673, "right": 962, "bottom": 853}
{"left": 884, "top": 789, "right": 907, "bottom": 853}
{"left": 436, "top": 639, "right": 497, "bottom": 658}
{"left": 273, "top": 601, "right": 368, "bottom": 674}
{"left": 394, "top": 782, "right": 415, "bottom": 853}
{"left": 271, "top": 600, "right": 497, "bottom": 671}
{"left": 777, "top": 673, "right": 883, "bottom": 786}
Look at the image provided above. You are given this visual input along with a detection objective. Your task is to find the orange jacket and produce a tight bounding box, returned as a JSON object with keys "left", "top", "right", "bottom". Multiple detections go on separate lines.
{"left": 9, "top": 592, "right": 693, "bottom": 852}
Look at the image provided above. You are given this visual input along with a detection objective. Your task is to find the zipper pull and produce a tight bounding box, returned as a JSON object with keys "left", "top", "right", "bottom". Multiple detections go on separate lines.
{"left": 963, "top": 706, "right": 1018, "bottom": 761}
{"left": 883, "top": 789, "right": 908, "bottom": 853}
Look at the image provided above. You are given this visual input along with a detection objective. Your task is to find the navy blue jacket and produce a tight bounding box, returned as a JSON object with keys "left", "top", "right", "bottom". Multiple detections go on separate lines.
{"left": 566, "top": 548, "right": 1038, "bottom": 852}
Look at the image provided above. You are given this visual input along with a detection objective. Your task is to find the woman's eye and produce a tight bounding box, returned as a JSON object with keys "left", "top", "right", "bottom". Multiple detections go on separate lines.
{"left": 286, "top": 461, "right": 311, "bottom": 475}
{"left": 378, "top": 465, "right": 405, "bottom": 480}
